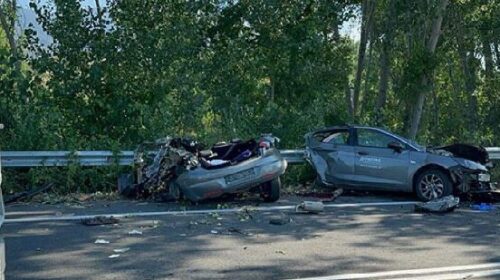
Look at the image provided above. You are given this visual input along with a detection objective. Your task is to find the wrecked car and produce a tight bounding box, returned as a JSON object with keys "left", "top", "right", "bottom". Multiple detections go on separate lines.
{"left": 305, "top": 125, "right": 497, "bottom": 201}
{"left": 121, "top": 135, "right": 287, "bottom": 202}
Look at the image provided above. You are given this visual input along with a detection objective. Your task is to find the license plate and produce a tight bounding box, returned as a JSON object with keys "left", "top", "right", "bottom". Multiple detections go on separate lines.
{"left": 225, "top": 168, "right": 255, "bottom": 184}
{"left": 478, "top": 173, "right": 490, "bottom": 182}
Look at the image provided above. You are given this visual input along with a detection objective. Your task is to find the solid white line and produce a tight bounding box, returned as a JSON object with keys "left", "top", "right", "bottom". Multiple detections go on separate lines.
{"left": 389, "top": 269, "right": 500, "bottom": 280}
{"left": 286, "top": 263, "right": 500, "bottom": 280}
{"left": 4, "top": 200, "right": 419, "bottom": 223}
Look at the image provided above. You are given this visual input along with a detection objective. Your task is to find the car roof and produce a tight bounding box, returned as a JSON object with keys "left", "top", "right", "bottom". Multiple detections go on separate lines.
{"left": 312, "top": 125, "right": 389, "bottom": 133}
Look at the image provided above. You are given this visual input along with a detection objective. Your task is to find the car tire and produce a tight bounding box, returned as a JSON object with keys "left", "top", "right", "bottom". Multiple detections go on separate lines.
{"left": 168, "top": 182, "right": 182, "bottom": 201}
{"left": 261, "top": 177, "right": 281, "bottom": 202}
{"left": 415, "top": 169, "right": 452, "bottom": 201}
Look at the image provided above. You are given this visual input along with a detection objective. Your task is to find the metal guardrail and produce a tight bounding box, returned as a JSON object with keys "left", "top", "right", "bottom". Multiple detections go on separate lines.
{"left": 0, "top": 148, "right": 498, "bottom": 168}
{"left": 0, "top": 151, "right": 134, "bottom": 167}
{"left": 486, "top": 147, "right": 500, "bottom": 160}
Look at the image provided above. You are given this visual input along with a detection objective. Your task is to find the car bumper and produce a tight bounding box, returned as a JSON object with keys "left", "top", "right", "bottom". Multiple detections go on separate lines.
{"left": 450, "top": 167, "right": 497, "bottom": 194}
{"left": 175, "top": 151, "right": 287, "bottom": 201}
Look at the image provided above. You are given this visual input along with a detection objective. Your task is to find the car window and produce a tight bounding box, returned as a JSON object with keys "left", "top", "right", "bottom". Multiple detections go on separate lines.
{"left": 357, "top": 129, "right": 400, "bottom": 148}
{"left": 321, "top": 130, "right": 350, "bottom": 145}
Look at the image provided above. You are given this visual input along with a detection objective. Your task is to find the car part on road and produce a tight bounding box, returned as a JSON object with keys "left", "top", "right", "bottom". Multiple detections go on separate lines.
{"left": 295, "top": 201, "right": 324, "bottom": 214}
{"left": 269, "top": 214, "right": 291, "bottom": 225}
{"left": 414, "top": 195, "right": 460, "bottom": 213}
{"left": 81, "top": 216, "right": 119, "bottom": 226}
{"left": 470, "top": 203, "right": 496, "bottom": 212}
{"left": 305, "top": 125, "right": 498, "bottom": 201}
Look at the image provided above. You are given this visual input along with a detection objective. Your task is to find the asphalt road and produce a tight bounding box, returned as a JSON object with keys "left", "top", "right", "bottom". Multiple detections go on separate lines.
{"left": 2, "top": 193, "right": 499, "bottom": 280}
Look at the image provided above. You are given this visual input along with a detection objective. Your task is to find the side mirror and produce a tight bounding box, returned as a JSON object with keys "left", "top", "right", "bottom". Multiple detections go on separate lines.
{"left": 388, "top": 141, "right": 404, "bottom": 153}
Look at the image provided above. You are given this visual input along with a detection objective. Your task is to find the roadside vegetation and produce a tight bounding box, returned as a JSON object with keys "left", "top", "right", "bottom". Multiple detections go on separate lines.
{"left": 0, "top": 0, "right": 499, "bottom": 194}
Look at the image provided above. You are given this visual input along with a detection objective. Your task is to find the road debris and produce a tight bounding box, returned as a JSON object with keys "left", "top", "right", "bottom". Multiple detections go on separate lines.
{"left": 295, "top": 201, "right": 324, "bottom": 214}
{"left": 128, "top": 229, "right": 143, "bottom": 235}
{"left": 227, "top": 227, "right": 253, "bottom": 236}
{"left": 108, "top": 254, "right": 120, "bottom": 258}
{"left": 275, "top": 250, "right": 286, "bottom": 255}
{"left": 470, "top": 203, "right": 496, "bottom": 212}
{"left": 414, "top": 195, "right": 460, "bottom": 213}
{"left": 113, "top": 248, "right": 130, "bottom": 253}
{"left": 269, "top": 214, "right": 291, "bottom": 225}
{"left": 81, "top": 216, "right": 119, "bottom": 226}
{"left": 294, "top": 188, "right": 344, "bottom": 202}
{"left": 94, "top": 239, "right": 110, "bottom": 244}
{"left": 4, "top": 183, "right": 54, "bottom": 204}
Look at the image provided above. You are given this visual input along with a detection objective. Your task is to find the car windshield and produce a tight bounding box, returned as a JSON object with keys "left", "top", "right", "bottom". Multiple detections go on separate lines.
{"left": 398, "top": 135, "right": 425, "bottom": 151}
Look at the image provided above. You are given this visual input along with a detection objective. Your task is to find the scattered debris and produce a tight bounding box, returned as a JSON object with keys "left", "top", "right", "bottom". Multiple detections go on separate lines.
{"left": 294, "top": 189, "right": 343, "bottom": 202}
{"left": 113, "top": 248, "right": 130, "bottom": 253}
{"left": 94, "top": 239, "right": 110, "bottom": 244}
{"left": 128, "top": 229, "right": 143, "bottom": 235}
{"left": 237, "top": 207, "right": 254, "bottom": 221}
{"left": 227, "top": 227, "right": 253, "bottom": 236}
{"left": 295, "top": 201, "right": 324, "bottom": 214}
{"left": 275, "top": 250, "right": 286, "bottom": 255}
{"left": 108, "top": 254, "right": 120, "bottom": 258}
{"left": 269, "top": 215, "right": 291, "bottom": 225}
{"left": 4, "top": 183, "right": 54, "bottom": 204}
{"left": 81, "top": 216, "right": 119, "bottom": 226}
{"left": 470, "top": 203, "right": 496, "bottom": 212}
{"left": 414, "top": 196, "right": 460, "bottom": 213}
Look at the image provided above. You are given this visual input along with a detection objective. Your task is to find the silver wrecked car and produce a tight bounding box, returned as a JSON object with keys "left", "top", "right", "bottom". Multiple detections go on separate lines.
{"left": 127, "top": 135, "right": 287, "bottom": 202}
{"left": 305, "top": 125, "right": 497, "bottom": 201}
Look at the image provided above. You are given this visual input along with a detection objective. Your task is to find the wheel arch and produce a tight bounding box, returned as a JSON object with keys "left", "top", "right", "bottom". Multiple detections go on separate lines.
{"left": 412, "top": 164, "right": 453, "bottom": 192}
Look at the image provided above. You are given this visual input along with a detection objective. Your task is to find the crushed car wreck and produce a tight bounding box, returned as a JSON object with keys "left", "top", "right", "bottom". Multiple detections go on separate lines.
{"left": 120, "top": 135, "right": 287, "bottom": 202}
{"left": 305, "top": 125, "right": 498, "bottom": 201}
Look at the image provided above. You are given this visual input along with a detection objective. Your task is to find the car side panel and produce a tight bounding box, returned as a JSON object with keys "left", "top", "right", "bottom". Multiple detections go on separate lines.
{"left": 353, "top": 146, "right": 410, "bottom": 190}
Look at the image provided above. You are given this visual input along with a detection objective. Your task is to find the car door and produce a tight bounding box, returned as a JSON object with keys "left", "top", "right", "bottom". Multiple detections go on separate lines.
{"left": 353, "top": 128, "right": 410, "bottom": 190}
{"left": 306, "top": 128, "right": 356, "bottom": 185}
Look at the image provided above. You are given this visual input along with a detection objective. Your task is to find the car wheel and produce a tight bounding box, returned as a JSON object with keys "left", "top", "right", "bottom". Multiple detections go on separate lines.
{"left": 168, "top": 182, "right": 182, "bottom": 200}
{"left": 260, "top": 177, "right": 281, "bottom": 202}
{"left": 415, "top": 169, "right": 452, "bottom": 201}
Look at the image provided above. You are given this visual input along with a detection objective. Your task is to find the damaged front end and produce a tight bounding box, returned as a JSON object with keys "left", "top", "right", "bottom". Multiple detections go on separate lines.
{"left": 429, "top": 144, "right": 497, "bottom": 195}
{"left": 121, "top": 134, "right": 287, "bottom": 202}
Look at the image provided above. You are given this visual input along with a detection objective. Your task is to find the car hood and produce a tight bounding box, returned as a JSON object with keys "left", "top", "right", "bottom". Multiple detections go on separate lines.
{"left": 427, "top": 143, "right": 491, "bottom": 170}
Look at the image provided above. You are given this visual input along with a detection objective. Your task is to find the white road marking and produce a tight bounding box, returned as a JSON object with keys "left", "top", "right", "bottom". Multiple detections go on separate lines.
{"left": 389, "top": 269, "right": 500, "bottom": 280}
{"left": 4, "top": 200, "right": 419, "bottom": 223}
{"left": 287, "top": 263, "right": 500, "bottom": 280}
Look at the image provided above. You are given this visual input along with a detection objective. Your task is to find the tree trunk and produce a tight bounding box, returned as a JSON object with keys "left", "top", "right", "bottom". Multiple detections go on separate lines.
{"left": 408, "top": 0, "right": 448, "bottom": 140}
{"left": 493, "top": 39, "right": 500, "bottom": 68}
{"left": 352, "top": 0, "right": 375, "bottom": 119}
{"left": 0, "top": 1, "right": 20, "bottom": 74}
{"left": 482, "top": 36, "right": 493, "bottom": 79}
{"left": 374, "top": 0, "right": 395, "bottom": 126}
{"left": 375, "top": 41, "right": 390, "bottom": 126}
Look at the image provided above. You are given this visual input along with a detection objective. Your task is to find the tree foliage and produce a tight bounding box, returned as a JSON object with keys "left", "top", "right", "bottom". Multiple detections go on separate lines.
{"left": 0, "top": 0, "right": 499, "bottom": 192}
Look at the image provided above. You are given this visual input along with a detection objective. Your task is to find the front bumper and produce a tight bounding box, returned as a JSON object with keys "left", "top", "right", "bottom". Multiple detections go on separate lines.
{"left": 176, "top": 150, "right": 288, "bottom": 201}
{"left": 450, "top": 167, "right": 497, "bottom": 194}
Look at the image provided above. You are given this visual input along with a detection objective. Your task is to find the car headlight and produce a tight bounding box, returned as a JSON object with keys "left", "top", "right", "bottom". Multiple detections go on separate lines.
{"left": 453, "top": 158, "right": 487, "bottom": 172}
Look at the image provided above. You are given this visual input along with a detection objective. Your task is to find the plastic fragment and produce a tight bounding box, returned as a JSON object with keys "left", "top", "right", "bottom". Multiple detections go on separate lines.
{"left": 113, "top": 248, "right": 130, "bottom": 253}
{"left": 128, "top": 229, "right": 143, "bottom": 235}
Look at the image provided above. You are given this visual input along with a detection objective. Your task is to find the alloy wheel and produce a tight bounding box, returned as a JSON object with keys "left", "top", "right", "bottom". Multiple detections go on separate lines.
{"left": 419, "top": 173, "right": 444, "bottom": 200}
